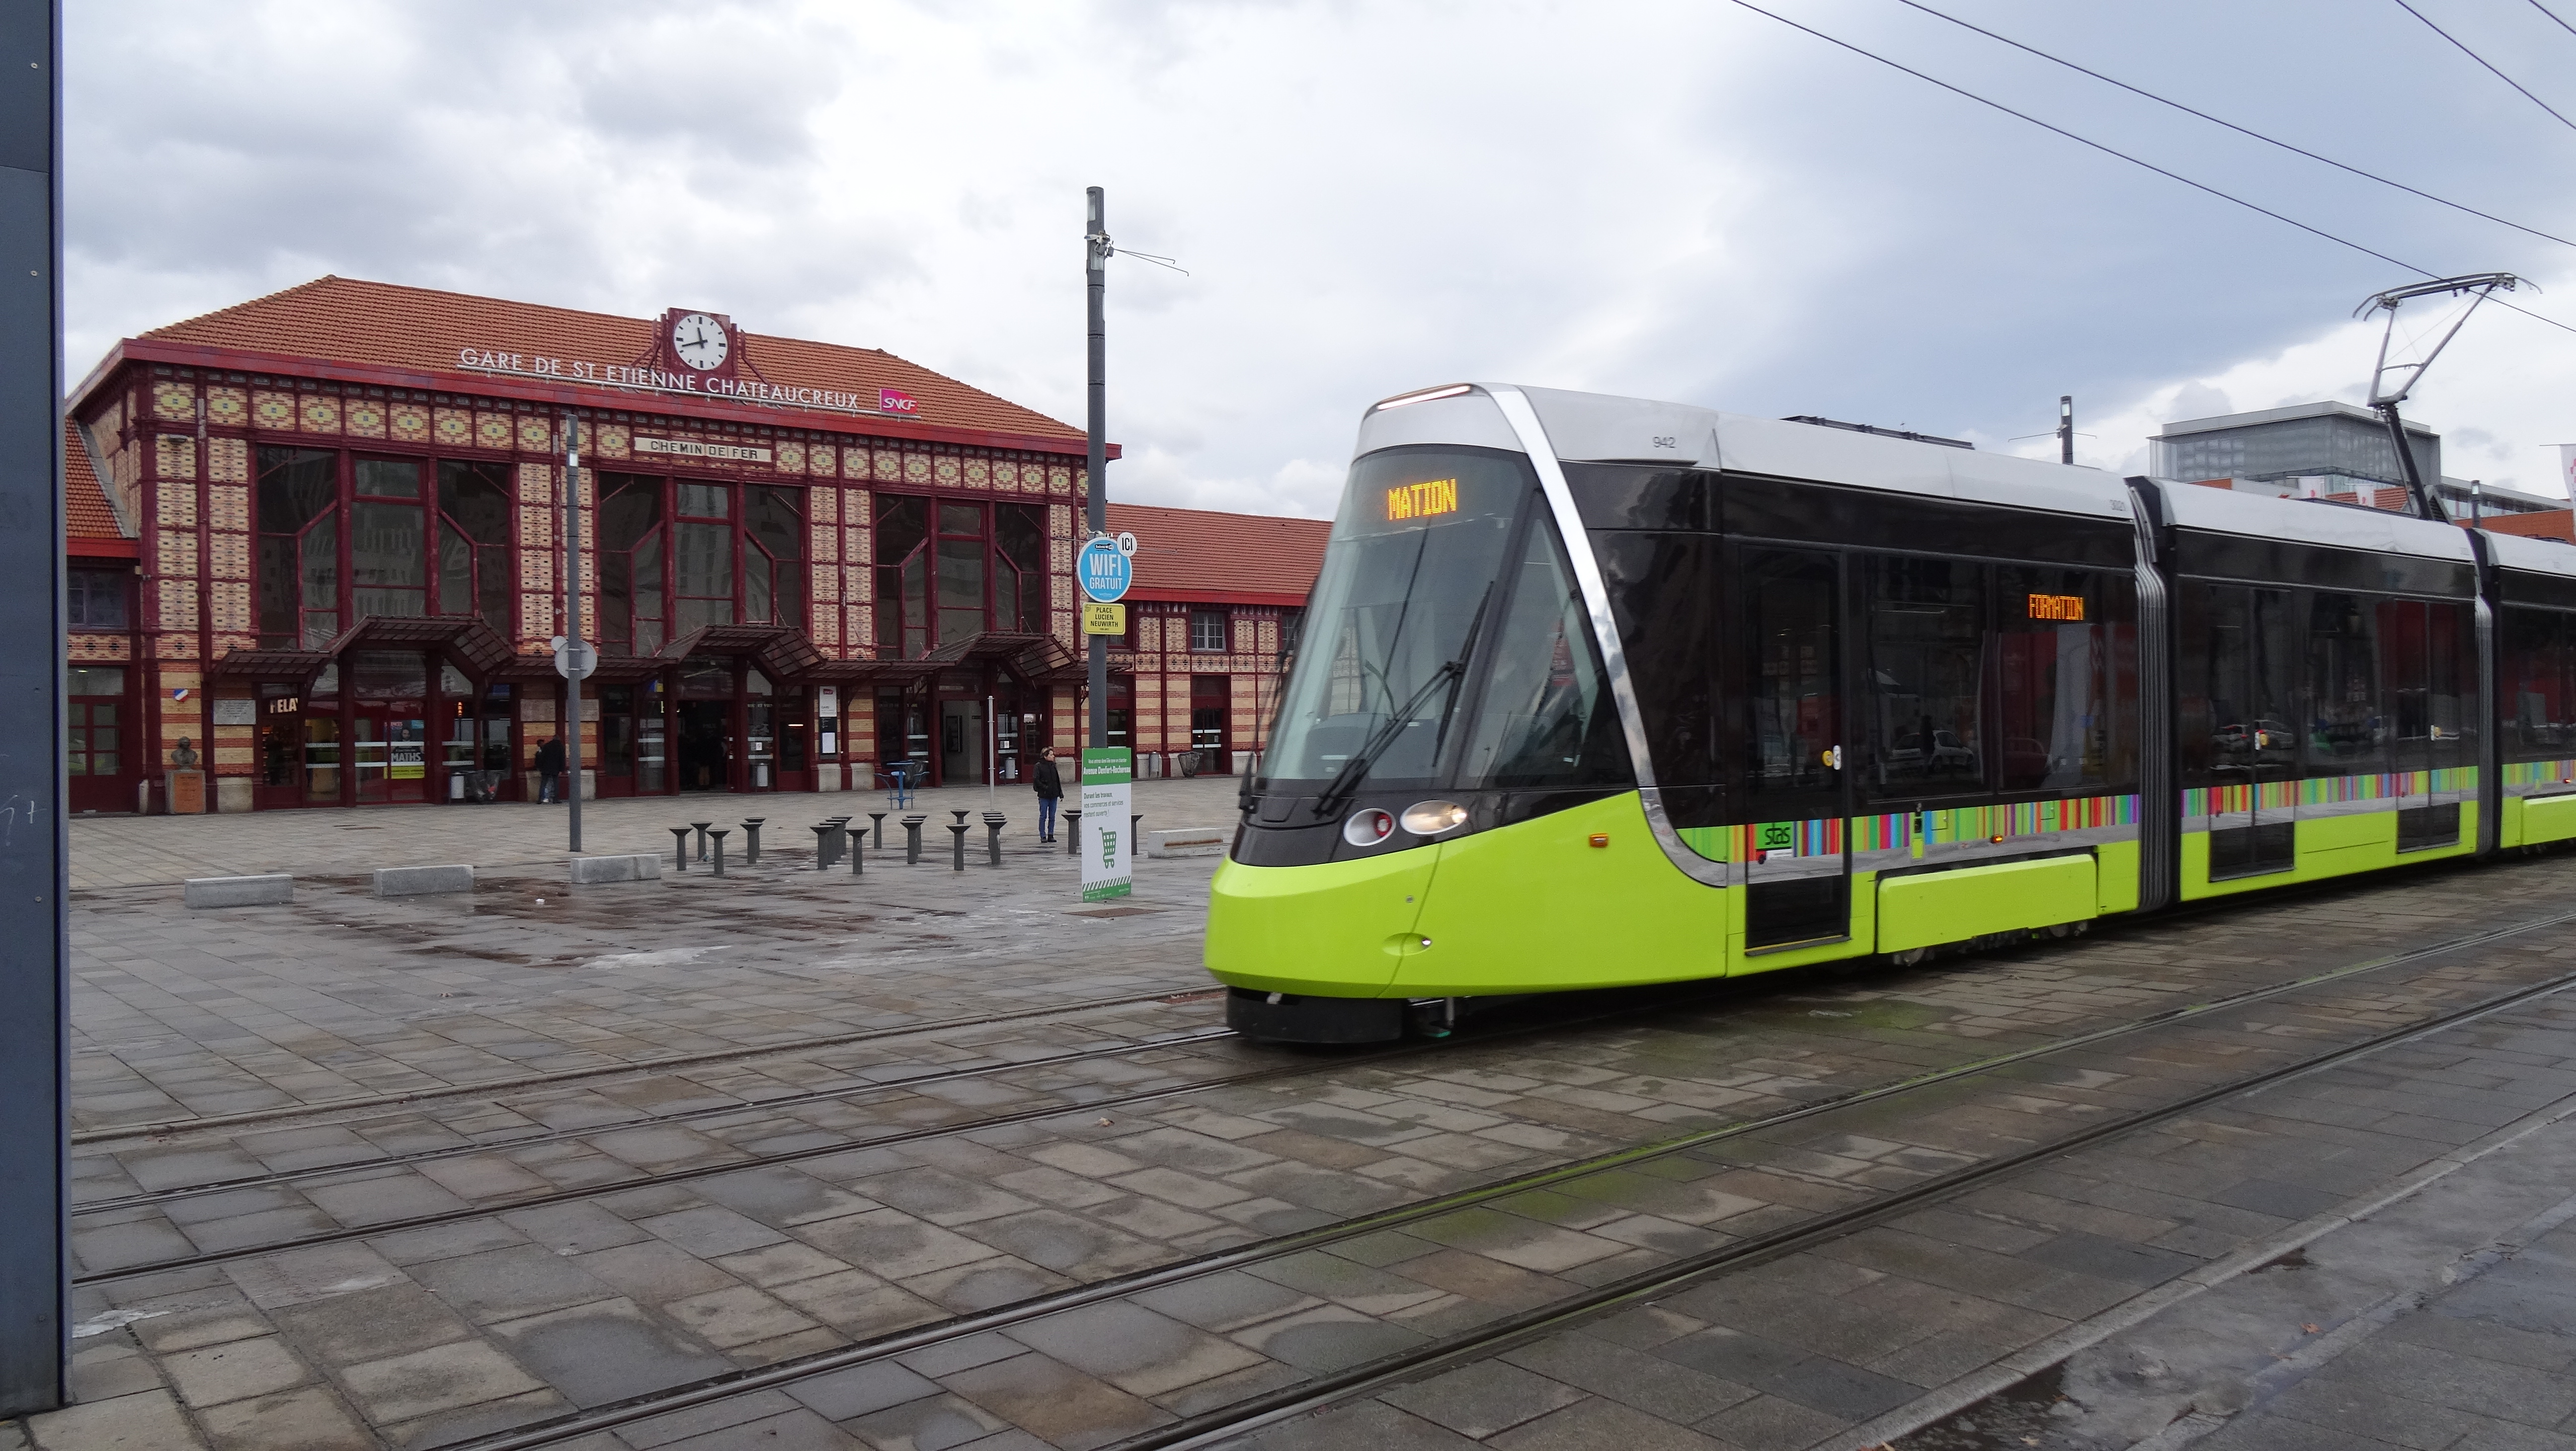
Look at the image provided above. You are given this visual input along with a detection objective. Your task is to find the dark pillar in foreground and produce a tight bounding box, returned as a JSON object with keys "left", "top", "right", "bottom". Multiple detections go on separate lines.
{"left": 0, "top": 0, "right": 66, "bottom": 1415}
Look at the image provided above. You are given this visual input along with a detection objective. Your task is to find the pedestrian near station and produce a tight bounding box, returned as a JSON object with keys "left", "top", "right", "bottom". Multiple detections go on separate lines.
{"left": 535, "top": 733, "right": 565, "bottom": 804}
{"left": 1033, "top": 746, "right": 1062, "bottom": 841}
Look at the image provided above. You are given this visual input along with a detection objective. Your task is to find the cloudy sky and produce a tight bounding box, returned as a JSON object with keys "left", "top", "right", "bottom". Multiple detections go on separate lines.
{"left": 64, "top": 0, "right": 2576, "bottom": 514}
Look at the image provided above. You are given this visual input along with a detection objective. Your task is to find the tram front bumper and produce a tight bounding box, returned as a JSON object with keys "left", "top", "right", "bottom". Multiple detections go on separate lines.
{"left": 1203, "top": 851, "right": 1434, "bottom": 999}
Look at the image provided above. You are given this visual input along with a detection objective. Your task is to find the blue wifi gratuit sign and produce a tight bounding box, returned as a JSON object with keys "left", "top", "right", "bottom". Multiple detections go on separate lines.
{"left": 1078, "top": 536, "right": 1132, "bottom": 603}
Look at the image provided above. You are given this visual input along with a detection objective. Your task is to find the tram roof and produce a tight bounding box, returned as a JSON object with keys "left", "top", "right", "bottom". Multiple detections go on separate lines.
{"left": 2145, "top": 475, "right": 2476, "bottom": 564}
{"left": 1355, "top": 384, "right": 2133, "bottom": 523}
{"left": 2483, "top": 527, "right": 2576, "bottom": 580}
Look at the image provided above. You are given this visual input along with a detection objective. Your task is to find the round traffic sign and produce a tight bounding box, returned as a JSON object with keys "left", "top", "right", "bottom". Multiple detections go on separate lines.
{"left": 1115, "top": 531, "right": 1138, "bottom": 557}
{"left": 1078, "top": 536, "right": 1132, "bottom": 603}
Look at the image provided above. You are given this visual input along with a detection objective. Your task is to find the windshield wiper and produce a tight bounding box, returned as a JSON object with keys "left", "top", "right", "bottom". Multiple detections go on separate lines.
{"left": 1312, "top": 586, "right": 1493, "bottom": 819}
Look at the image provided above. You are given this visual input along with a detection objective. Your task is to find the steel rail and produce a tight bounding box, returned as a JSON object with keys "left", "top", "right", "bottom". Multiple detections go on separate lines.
{"left": 75, "top": 1026, "right": 1247, "bottom": 1216}
{"left": 428, "top": 904, "right": 2576, "bottom": 1451}
{"left": 1124, "top": 947, "right": 2576, "bottom": 1450}
{"left": 70, "top": 981, "right": 1222, "bottom": 1148}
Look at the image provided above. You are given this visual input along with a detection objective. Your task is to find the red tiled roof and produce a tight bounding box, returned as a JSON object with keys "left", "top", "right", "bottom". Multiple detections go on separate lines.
{"left": 124, "top": 275, "right": 1085, "bottom": 445}
{"left": 1106, "top": 501, "right": 1329, "bottom": 606}
{"left": 65, "top": 418, "right": 130, "bottom": 548}
{"left": 2482, "top": 509, "right": 2576, "bottom": 545}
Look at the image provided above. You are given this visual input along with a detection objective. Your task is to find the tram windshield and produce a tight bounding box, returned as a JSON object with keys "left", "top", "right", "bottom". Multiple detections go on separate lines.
{"left": 1263, "top": 446, "right": 1626, "bottom": 796}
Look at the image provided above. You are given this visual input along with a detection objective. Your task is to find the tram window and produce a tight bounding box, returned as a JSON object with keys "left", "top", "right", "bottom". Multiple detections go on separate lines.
{"left": 1862, "top": 556, "right": 1982, "bottom": 800}
{"left": 2503, "top": 607, "right": 2576, "bottom": 761}
{"left": 1995, "top": 566, "right": 2135, "bottom": 793}
{"left": 2378, "top": 598, "right": 2471, "bottom": 775}
{"left": 2304, "top": 593, "right": 2385, "bottom": 775}
{"left": 1593, "top": 532, "right": 1720, "bottom": 805}
{"left": 1564, "top": 464, "right": 1707, "bottom": 531}
{"left": 1738, "top": 548, "right": 1841, "bottom": 809}
{"left": 2176, "top": 582, "right": 2297, "bottom": 789}
{"left": 1453, "top": 511, "right": 1628, "bottom": 791}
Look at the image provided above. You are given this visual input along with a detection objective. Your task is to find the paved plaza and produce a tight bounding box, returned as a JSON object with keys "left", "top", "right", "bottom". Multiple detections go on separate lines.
{"left": 18, "top": 797, "right": 2576, "bottom": 1451}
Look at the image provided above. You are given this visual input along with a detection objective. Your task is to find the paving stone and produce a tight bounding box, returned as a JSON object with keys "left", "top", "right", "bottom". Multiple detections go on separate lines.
{"left": 336, "top": 1338, "right": 549, "bottom": 1425}
{"left": 786, "top": 1362, "right": 943, "bottom": 1422}
{"left": 840, "top": 1390, "right": 1012, "bottom": 1451}
{"left": 1003, "top": 1300, "right": 1267, "bottom": 1398}
{"left": 20, "top": 1387, "right": 208, "bottom": 1451}
{"left": 410, "top": 1244, "right": 622, "bottom": 1324}
{"left": 268, "top": 1282, "right": 477, "bottom": 1368}
{"left": 1380, "top": 1360, "right": 1587, "bottom": 1438}
{"left": 483, "top": 1296, "right": 729, "bottom": 1408}
{"left": 194, "top": 1384, "right": 372, "bottom": 1451}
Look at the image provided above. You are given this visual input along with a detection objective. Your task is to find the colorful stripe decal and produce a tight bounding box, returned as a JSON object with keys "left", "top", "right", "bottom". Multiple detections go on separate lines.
{"left": 2182, "top": 769, "right": 2480, "bottom": 818}
{"left": 2504, "top": 759, "right": 2576, "bottom": 788}
{"left": 1673, "top": 794, "right": 2140, "bottom": 863}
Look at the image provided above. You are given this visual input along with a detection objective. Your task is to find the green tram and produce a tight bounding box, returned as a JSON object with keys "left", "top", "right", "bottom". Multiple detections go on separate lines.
{"left": 1205, "top": 382, "right": 2576, "bottom": 1043}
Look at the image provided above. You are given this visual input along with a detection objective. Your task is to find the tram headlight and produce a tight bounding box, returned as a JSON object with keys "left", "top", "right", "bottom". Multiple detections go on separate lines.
{"left": 1400, "top": 800, "right": 1469, "bottom": 836}
{"left": 1342, "top": 807, "right": 1396, "bottom": 847}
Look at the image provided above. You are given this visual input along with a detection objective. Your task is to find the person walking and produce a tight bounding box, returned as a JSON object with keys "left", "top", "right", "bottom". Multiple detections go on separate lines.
{"left": 535, "top": 733, "right": 566, "bottom": 805}
{"left": 1033, "top": 746, "right": 1063, "bottom": 842}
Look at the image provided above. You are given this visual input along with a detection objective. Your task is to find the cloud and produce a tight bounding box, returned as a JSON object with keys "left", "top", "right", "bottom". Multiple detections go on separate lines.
{"left": 65, "top": 0, "right": 2576, "bottom": 517}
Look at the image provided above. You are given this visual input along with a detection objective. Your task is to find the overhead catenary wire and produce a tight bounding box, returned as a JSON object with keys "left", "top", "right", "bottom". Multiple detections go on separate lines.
{"left": 2393, "top": 0, "right": 2576, "bottom": 134}
{"left": 1893, "top": 0, "right": 2576, "bottom": 251}
{"left": 2532, "top": 0, "right": 2576, "bottom": 41}
{"left": 1722, "top": 0, "right": 2576, "bottom": 340}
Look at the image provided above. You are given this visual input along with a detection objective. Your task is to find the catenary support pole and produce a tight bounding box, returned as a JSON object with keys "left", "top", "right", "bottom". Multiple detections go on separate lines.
{"left": 0, "top": 0, "right": 68, "bottom": 1415}
{"left": 1086, "top": 186, "right": 1109, "bottom": 752}
{"left": 563, "top": 412, "right": 584, "bottom": 853}
{"left": 2058, "top": 395, "right": 2074, "bottom": 465}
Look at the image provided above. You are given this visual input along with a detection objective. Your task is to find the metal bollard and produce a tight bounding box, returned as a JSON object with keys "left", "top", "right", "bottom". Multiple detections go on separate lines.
{"left": 947, "top": 820, "right": 969, "bottom": 871}
{"left": 903, "top": 814, "right": 926, "bottom": 865}
{"left": 982, "top": 812, "right": 1007, "bottom": 866}
{"left": 868, "top": 811, "right": 887, "bottom": 850}
{"left": 1063, "top": 809, "right": 1082, "bottom": 856}
{"left": 1130, "top": 815, "right": 1143, "bottom": 858}
{"left": 740, "top": 818, "right": 764, "bottom": 866}
{"left": 849, "top": 825, "right": 865, "bottom": 876}
{"left": 691, "top": 821, "right": 713, "bottom": 863}
{"left": 950, "top": 808, "right": 971, "bottom": 830}
{"left": 810, "top": 823, "right": 835, "bottom": 869}
{"left": 826, "top": 815, "right": 852, "bottom": 866}
{"left": 670, "top": 826, "right": 694, "bottom": 873}
{"left": 710, "top": 828, "right": 729, "bottom": 876}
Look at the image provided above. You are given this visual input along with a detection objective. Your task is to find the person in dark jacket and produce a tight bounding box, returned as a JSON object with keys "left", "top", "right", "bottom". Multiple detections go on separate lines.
{"left": 1033, "top": 747, "right": 1063, "bottom": 841}
{"left": 536, "top": 734, "right": 566, "bottom": 804}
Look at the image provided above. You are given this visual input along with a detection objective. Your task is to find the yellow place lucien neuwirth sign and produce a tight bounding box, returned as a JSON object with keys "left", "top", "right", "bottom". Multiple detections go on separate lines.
{"left": 1385, "top": 478, "right": 1460, "bottom": 523}
{"left": 2027, "top": 593, "right": 2087, "bottom": 621}
{"left": 1081, "top": 603, "right": 1127, "bottom": 636}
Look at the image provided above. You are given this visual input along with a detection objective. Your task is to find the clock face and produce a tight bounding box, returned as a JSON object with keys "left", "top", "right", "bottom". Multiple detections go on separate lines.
{"left": 670, "top": 312, "right": 730, "bottom": 372}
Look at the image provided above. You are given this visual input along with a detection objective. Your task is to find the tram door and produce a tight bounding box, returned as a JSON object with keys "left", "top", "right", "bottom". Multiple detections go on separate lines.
{"left": 1738, "top": 548, "right": 1851, "bottom": 949}
{"left": 2200, "top": 586, "right": 2298, "bottom": 877}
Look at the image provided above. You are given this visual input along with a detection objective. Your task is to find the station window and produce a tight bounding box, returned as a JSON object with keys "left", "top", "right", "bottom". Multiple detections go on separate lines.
{"left": 67, "top": 569, "right": 129, "bottom": 630}
{"left": 875, "top": 497, "right": 1050, "bottom": 657}
{"left": 1190, "top": 608, "right": 1227, "bottom": 652}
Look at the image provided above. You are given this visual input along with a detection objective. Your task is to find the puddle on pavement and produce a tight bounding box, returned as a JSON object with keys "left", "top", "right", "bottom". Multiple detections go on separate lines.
{"left": 1897, "top": 1362, "right": 2077, "bottom": 1449}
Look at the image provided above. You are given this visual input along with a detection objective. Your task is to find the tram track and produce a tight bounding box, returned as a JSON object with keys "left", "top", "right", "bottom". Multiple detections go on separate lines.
{"left": 76, "top": 974, "right": 1765, "bottom": 1285}
{"left": 68, "top": 980, "right": 1224, "bottom": 1148}
{"left": 401, "top": 902, "right": 2576, "bottom": 1451}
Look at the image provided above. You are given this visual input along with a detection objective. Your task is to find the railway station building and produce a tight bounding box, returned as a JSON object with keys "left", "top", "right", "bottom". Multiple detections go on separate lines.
{"left": 61, "top": 277, "right": 1316, "bottom": 814}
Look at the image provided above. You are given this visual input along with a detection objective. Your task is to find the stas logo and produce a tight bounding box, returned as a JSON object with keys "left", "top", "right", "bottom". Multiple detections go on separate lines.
{"left": 1385, "top": 478, "right": 1459, "bottom": 523}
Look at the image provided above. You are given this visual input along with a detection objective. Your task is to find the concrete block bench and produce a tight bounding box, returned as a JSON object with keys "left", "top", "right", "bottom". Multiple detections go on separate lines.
{"left": 183, "top": 875, "right": 293, "bottom": 908}
{"left": 373, "top": 864, "right": 475, "bottom": 897}
{"left": 1146, "top": 826, "right": 1230, "bottom": 859}
{"left": 567, "top": 854, "right": 663, "bottom": 885}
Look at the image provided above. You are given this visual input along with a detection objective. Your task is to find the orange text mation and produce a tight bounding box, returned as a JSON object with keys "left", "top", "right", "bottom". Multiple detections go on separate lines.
{"left": 1385, "top": 478, "right": 1460, "bottom": 522}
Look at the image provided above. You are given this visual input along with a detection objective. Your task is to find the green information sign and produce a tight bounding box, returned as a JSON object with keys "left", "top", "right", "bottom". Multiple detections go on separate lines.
{"left": 1079, "top": 746, "right": 1132, "bottom": 902}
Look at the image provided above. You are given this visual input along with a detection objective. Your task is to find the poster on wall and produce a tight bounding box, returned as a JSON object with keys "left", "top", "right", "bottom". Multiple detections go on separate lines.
{"left": 1079, "top": 747, "right": 1132, "bottom": 902}
{"left": 389, "top": 741, "right": 426, "bottom": 780}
